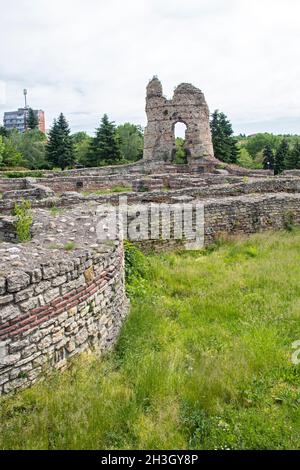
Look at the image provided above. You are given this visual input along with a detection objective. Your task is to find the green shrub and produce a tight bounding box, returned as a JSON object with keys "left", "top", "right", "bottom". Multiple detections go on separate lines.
{"left": 283, "top": 211, "right": 295, "bottom": 232}
{"left": 50, "top": 206, "right": 64, "bottom": 216}
{"left": 124, "top": 241, "right": 149, "bottom": 296}
{"left": 111, "top": 186, "right": 131, "bottom": 193}
{"left": 2, "top": 171, "right": 44, "bottom": 179}
{"left": 13, "top": 200, "right": 33, "bottom": 242}
{"left": 64, "top": 241, "right": 76, "bottom": 251}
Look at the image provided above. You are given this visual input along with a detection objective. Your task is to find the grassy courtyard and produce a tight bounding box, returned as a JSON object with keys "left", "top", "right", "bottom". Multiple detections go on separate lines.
{"left": 1, "top": 230, "right": 300, "bottom": 450}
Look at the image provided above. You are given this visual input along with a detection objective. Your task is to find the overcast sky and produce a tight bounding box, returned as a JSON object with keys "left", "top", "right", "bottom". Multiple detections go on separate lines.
{"left": 0, "top": 0, "right": 299, "bottom": 136}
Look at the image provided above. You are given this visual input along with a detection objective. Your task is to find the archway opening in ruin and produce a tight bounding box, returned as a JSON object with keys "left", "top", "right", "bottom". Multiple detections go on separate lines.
{"left": 172, "top": 122, "right": 189, "bottom": 164}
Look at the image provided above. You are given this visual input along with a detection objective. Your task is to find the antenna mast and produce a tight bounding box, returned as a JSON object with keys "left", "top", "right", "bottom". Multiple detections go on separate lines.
{"left": 23, "top": 89, "right": 28, "bottom": 108}
{"left": 23, "top": 89, "right": 28, "bottom": 131}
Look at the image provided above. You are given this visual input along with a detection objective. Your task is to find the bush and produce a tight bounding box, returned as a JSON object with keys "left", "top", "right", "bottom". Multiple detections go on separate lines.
{"left": 13, "top": 200, "right": 33, "bottom": 242}
{"left": 283, "top": 211, "right": 295, "bottom": 232}
{"left": 124, "top": 241, "right": 149, "bottom": 296}
{"left": 2, "top": 170, "right": 44, "bottom": 178}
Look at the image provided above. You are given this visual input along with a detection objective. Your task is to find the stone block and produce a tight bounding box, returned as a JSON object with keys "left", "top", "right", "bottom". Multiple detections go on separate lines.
{"left": 7, "top": 271, "right": 31, "bottom": 293}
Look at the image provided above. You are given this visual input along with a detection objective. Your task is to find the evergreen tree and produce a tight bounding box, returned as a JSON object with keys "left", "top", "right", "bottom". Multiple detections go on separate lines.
{"left": 46, "top": 113, "right": 75, "bottom": 170}
{"left": 274, "top": 139, "right": 289, "bottom": 175}
{"left": 87, "top": 114, "right": 121, "bottom": 166}
{"left": 0, "top": 136, "right": 5, "bottom": 166}
{"left": 210, "top": 110, "right": 239, "bottom": 164}
{"left": 27, "top": 108, "right": 39, "bottom": 130}
{"left": 262, "top": 144, "right": 274, "bottom": 170}
{"left": 284, "top": 141, "right": 300, "bottom": 170}
{"left": 0, "top": 126, "right": 9, "bottom": 138}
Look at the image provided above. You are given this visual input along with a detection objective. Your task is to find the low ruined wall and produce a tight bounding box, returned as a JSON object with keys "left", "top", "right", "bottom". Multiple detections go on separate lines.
{"left": 283, "top": 170, "right": 300, "bottom": 177}
{"left": 204, "top": 193, "right": 300, "bottom": 244}
{"left": 1, "top": 176, "right": 299, "bottom": 213}
{"left": 132, "top": 194, "right": 300, "bottom": 251}
{"left": 0, "top": 241, "right": 128, "bottom": 395}
{"left": 2, "top": 184, "right": 55, "bottom": 201}
{"left": 0, "top": 159, "right": 169, "bottom": 182}
{"left": 36, "top": 175, "right": 135, "bottom": 193}
{"left": 0, "top": 178, "right": 25, "bottom": 192}
{"left": 0, "top": 217, "right": 18, "bottom": 243}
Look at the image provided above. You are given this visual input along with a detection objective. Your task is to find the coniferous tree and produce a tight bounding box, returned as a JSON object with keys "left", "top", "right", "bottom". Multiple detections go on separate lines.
{"left": 274, "top": 139, "right": 289, "bottom": 175}
{"left": 27, "top": 108, "right": 39, "bottom": 130}
{"left": 0, "top": 136, "right": 5, "bottom": 166}
{"left": 284, "top": 141, "right": 300, "bottom": 170}
{"left": 0, "top": 126, "right": 9, "bottom": 138}
{"left": 46, "top": 113, "right": 75, "bottom": 170}
{"left": 87, "top": 114, "right": 121, "bottom": 166}
{"left": 262, "top": 144, "right": 274, "bottom": 170}
{"left": 210, "top": 110, "right": 239, "bottom": 164}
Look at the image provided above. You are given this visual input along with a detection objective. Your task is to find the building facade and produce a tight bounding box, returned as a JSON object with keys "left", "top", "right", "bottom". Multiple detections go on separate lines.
{"left": 3, "top": 108, "right": 45, "bottom": 133}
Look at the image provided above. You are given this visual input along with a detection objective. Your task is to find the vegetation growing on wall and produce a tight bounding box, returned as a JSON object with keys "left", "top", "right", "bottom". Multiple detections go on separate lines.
{"left": 13, "top": 200, "right": 33, "bottom": 242}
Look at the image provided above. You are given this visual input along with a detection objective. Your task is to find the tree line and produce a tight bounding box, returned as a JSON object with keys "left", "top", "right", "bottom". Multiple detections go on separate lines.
{"left": 1, "top": 109, "right": 299, "bottom": 173}
{"left": 210, "top": 110, "right": 300, "bottom": 173}
{"left": 0, "top": 113, "right": 143, "bottom": 170}
{"left": 238, "top": 133, "right": 300, "bottom": 174}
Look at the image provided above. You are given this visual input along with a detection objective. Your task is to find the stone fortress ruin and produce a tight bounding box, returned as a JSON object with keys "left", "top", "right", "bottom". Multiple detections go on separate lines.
{"left": 1, "top": 77, "right": 300, "bottom": 395}
{"left": 143, "top": 77, "right": 215, "bottom": 171}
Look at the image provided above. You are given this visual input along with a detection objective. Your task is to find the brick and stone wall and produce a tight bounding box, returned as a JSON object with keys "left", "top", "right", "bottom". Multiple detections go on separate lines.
{"left": 0, "top": 236, "right": 128, "bottom": 395}
{"left": 0, "top": 216, "right": 18, "bottom": 243}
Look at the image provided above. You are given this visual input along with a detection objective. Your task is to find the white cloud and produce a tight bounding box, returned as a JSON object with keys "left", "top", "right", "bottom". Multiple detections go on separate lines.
{"left": 0, "top": 0, "right": 299, "bottom": 134}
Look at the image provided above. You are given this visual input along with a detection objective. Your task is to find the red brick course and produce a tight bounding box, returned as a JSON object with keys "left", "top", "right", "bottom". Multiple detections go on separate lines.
{"left": 0, "top": 269, "right": 115, "bottom": 341}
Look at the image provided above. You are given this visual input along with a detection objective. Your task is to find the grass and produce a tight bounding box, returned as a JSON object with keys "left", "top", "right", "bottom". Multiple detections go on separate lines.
{"left": 1, "top": 230, "right": 300, "bottom": 449}
{"left": 82, "top": 186, "right": 131, "bottom": 196}
{"left": 50, "top": 206, "right": 65, "bottom": 217}
{"left": 63, "top": 241, "right": 76, "bottom": 251}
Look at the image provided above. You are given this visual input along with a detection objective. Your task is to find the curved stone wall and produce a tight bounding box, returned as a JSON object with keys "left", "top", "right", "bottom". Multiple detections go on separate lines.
{"left": 0, "top": 210, "right": 128, "bottom": 395}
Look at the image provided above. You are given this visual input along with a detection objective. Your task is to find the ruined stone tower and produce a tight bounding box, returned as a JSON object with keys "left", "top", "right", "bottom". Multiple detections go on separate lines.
{"left": 143, "top": 77, "right": 215, "bottom": 169}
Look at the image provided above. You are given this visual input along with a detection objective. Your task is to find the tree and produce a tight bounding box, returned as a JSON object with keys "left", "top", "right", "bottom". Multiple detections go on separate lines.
{"left": 46, "top": 113, "right": 75, "bottom": 170}
{"left": 274, "top": 139, "right": 289, "bottom": 175}
{"left": 0, "top": 126, "right": 9, "bottom": 138}
{"left": 173, "top": 137, "right": 188, "bottom": 164}
{"left": 262, "top": 144, "right": 274, "bottom": 170}
{"left": 237, "top": 147, "right": 256, "bottom": 169}
{"left": 72, "top": 132, "right": 92, "bottom": 166}
{"left": 87, "top": 114, "right": 121, "bottom": 166}
{"left": 10, "top": 129, "right": 47, "bottom": 169}
{"left": 27, "top": 108, "right": 39, "bottom": 130}
{"left": 117, "top": 123, "right": 143, "bottom": 162}
{"left": 0, "top": 136, "right": 5, "bottom": 166}
{"left": 72, "top": 131, "right": 90, "bottom": 146}
{"left": 245, "top": 133, "right": 281, "bottom": 159}
{"left": 210, "top": 110, "right": 239, "bottom": 164}
{"left": 1, "top": 139, "right": 23, "bottom": 167}
{"left": 284, "top": 141, "right": 300, "bottom": 170}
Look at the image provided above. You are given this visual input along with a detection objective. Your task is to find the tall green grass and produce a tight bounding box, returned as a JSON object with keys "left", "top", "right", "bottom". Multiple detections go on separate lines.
{"left": 1, "top": 231, "right": 300, "bottom": 449}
